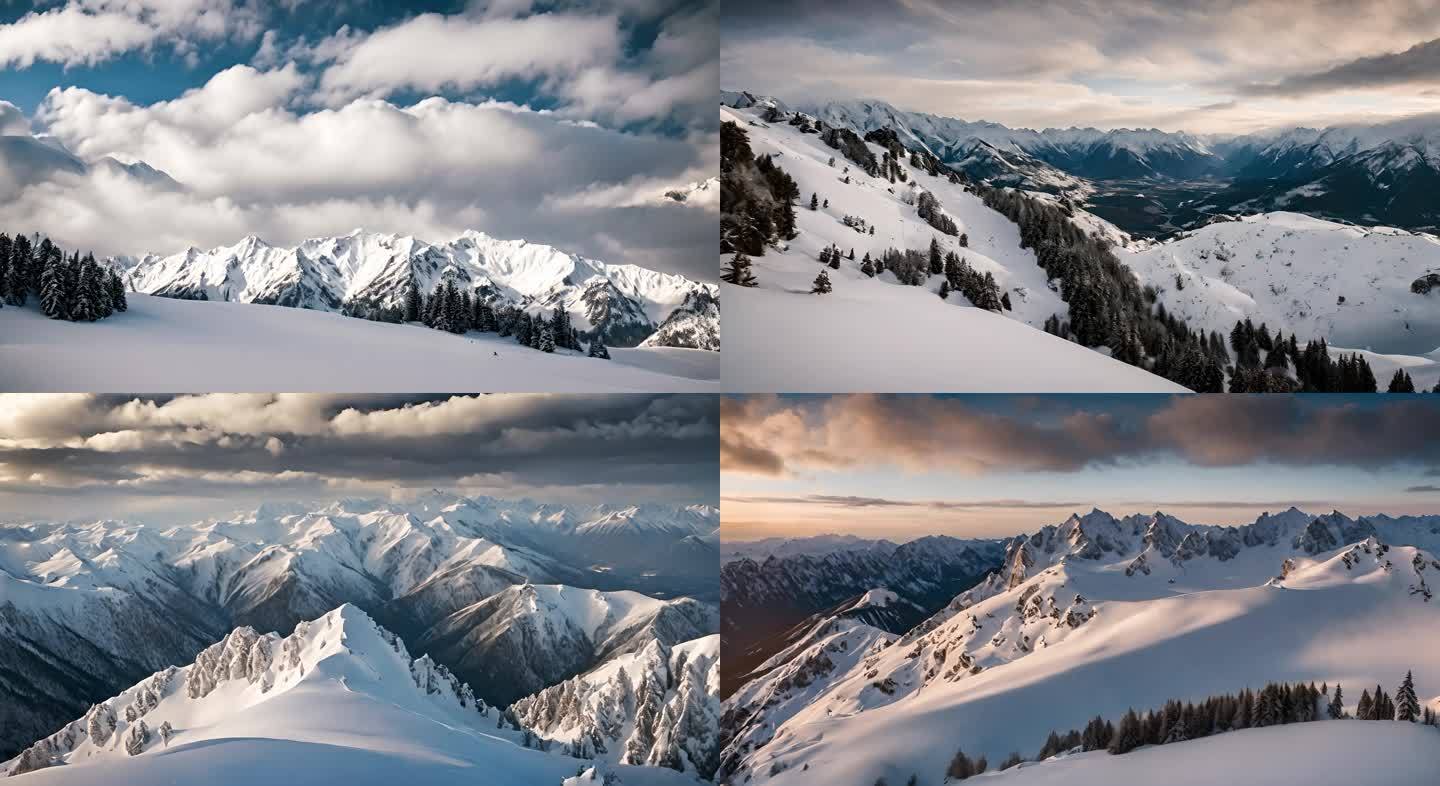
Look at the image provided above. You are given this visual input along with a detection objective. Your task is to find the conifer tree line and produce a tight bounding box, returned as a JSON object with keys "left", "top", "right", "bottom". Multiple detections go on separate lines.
{"left": 390, "top": 278, "right": 608, "bottom": 358}
{"left": 721, "top": 120, "right": 799, "bottom": 268}
{"left": 941, "top": 672, "right": 1437, "bottom": 781}
{"left": 1222, "top": 317, "right": 1381, "bottom": 393}
{"left": 0, "top": 232, "right": 127, "bottom": 321}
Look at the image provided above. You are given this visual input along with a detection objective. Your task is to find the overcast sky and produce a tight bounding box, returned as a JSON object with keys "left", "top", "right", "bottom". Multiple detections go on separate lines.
{"left": 723, "top": 394, "right": 1440, "bottom": 541}
{"left": 0, "top": 393, "right": 718, "bottom": 524}
{"left": 0, "top": 0, "right": 716, "bottom": 280}
{"left": 722, "top": 0, "right": 1440, "bottom": 134}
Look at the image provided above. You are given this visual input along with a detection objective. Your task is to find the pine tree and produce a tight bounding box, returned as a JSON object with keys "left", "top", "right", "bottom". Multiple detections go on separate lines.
{"left": 71, "top": 257, "right": 98, "bottom": 321}
{"left": 107, "top": 270, "right": 128, "bottom": 312}
{"left": 539, "top": 322, "right": 556, "bottom": 353}
{"left": 1388, "top": 369, "right": 1416, "bottom": 393}
{"left": 1108, "top": 709, "right": 1144, "bottom": 754}
{"left": 945, "top": 749, "right": 974, "bottom": 780}
{"left": 811, "top": 270, "right": 832, "bottom": 294}
{"left": 1396, "top": 671, "right": 1419, "bottom": 722}
{"left": 403, "top": 280, "right": 422, "bottom": 321}
{"left": 1328, "top": 684, "right": 1344, "bottom": 719}
{"left": 809, "top": 193, "right": 819, "bottom": 210}
{"left": 588, "top": 335, "right": 610, "bottom": 359}
{"left": 6, "top": 233, "right": 29, "bottom": 305}
{"left": 0, "top": 232, "right": 10, "bottom": 305}
{"left": 722, "top": 251, "right": 758, "bottom": 286}
{"left": 85, "top": 255, "right": 112, "bottom": 319}
{"left": 1356, "top": 689, "right": 1373, "bottom": 720}
{"left": 39, "top": 251, "right": 67, "bottom": 319}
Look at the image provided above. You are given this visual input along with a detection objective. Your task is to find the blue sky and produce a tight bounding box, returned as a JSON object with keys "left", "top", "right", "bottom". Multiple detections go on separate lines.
{"left": 0, "top": 0, "right": 717, "bottom": 279}
{"left": 721, "top": 0, "right": 1440, "bottom": 134}
{"left": 722, "top": 394, "right": 1440, "bottom": 541}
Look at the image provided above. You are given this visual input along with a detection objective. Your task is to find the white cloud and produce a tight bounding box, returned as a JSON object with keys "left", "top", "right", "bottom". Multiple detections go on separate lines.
{"left": 0, "top": 100, "right": 30, "bottom": 135}
{"left": 9, "top": 65, "right": 714, "bottom": 278}
{"left": 311, "top": 12, "right": 624, "bottom": 105}
{"left": 0, "top": 0, "right": 265, "bottom": 68}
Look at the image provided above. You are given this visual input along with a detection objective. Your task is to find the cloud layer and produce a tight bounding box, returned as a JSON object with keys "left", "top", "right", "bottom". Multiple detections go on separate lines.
{"left": 0, "top": 393, "right": 719, "bottom": 522}
{"left": 723, "top": 0, "right": 1440, "bottom": 133}
{"left": 0, "top": 1, "right": 718, "bottom": 280}
{"left": 722, "top": 394, "right": 1440, "bottom": 477}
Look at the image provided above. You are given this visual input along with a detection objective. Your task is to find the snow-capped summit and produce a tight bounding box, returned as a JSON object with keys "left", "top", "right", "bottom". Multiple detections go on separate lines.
{"left": 3, "top": 605, "right": 701, "bottom": 785}
{"left": 108, "top": 229, "right": 719, "bottom": 349}
{"left": 0, "top": 493, "right": 718, "bottom": 760}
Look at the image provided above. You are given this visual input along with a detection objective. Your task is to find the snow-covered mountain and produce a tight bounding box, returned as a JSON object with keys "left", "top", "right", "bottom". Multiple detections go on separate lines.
{"left": 413, "top": 584, "right": 717, "bottom": 705}
{"left": 722, "top": 95, "right": 1440, "bottom": 389}
{"left": 0, "top": 494, "right": 719, "bottom": 761}
{"left": 1123, "top": 211, "right": 1440, "bottom": 359}
{"left": 2, "top": 604, "right": 703, "bottom": 785}
{"left": 662, "top": 177, "right": 720, "bottom": 209}
{"left": 513, "top": 633, "right": 720, "bottom": 777}
{"left": 721, "top": 536, "right": 1005, "bottom": 695}
{"left": 107, "top": 229, "right": 719, "bottom": 350}
{"left": 0, "top": 134, "right": 183, "bottom": 194}
{"left": 719, "top": 100, "right": 1187, "bottom": 392}
{"left": 721, "top": 507, "right": 1440, "bottom": 785}
{"left": 803, "top": 98, "right": 1218, "bottom": 183}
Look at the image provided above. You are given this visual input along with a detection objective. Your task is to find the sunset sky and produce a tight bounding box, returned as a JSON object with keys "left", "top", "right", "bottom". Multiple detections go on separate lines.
{"left": 722, "top": 394, "right": 1440, "bottom": 541}
{"left": 722, "top": 0, "right": 1440, "bottom": 134}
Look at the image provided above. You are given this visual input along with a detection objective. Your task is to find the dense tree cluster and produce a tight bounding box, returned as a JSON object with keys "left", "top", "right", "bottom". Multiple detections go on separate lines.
{"left": 0, "top": 232, "right": 127, "bottom": 322}
{"left": 1020, "top": 673, "right": 1435, "bottom": 771}
{"left": 721, "top": 121, "right": 799, "bottom": 260}
{"left": 940, "top": 244, "right": 1006, "bottom": 311}
{"left": 916, "top": 191, "right": 959, "bottom": 236}
{"left": 821, "top": 125, "right": 879, "bottom": 176}
{"left": 394, "top": 279, "right": 606, "bottom": 358}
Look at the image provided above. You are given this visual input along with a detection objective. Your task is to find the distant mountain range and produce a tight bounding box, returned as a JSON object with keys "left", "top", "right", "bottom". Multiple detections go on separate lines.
{"left": 106, "top": 229, "right": 719, "bottom": 350}
{"left": 0, "top": 132, "right": 718, "bottom": 351}
{"left": 0, "top": 492, "right": 720, "bottom": 776}
{"left": 729, "top": 91, "right": 1440, "bottom": 232}
{"left": 720, "top": 535, "right": 1005, "bottom": 695}
{"left": 720, "top": 508, "right": 1440, "bottom": 785}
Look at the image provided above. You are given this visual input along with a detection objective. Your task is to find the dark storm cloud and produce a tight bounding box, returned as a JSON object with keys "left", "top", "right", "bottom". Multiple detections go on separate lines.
{"left": 721, "top": 394, "right": 1440, "bottom": 477}
{"left": 0, "top": 394, "right": 718, "bottom": 519}
{"left": 1239, "top": 38, "right": 1440, "bottom": 97}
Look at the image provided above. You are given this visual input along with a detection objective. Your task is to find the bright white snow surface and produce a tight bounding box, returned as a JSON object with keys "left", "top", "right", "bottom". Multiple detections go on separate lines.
{"left": 1125, "top": 212, "right": 1440, "bottom": 357}
{"left": 0, "top": 296, "right": 717, "bottom": 392}
{"left": 731, "top": 509, "right": 1440, "bottom": 786}
{"left": 3, "top": 605, "right": 702, "bottom": 786}
{"left": 976, "top": 721, "right": 1440, "bottom": 786}
{"left": 721, "top": 105, "right": 1183, "bottom": 392}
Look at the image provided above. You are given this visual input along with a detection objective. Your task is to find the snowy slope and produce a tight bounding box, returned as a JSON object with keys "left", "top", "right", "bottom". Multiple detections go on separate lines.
{"left": 0, "top": 495, "right": 718, "bottom": 758}
{"left": 1124, "top": 213, "right": 1440, "bottom": 356}
{"left": 2, "top": 605, "right": 704, "bottom": 786}
{"left": 724, "top": 508, "right": 1440, "bottom": 785}
{"left": 0, "top": 295, "right": 717, "bottom": 392}
{"left": 413, "top": 584, "right": 718, "bottom": 705}
{"left": 721, "top": 104, "right": 1184, "bottom": 393}
{"left": 109, "top": 229, "right": 718, "bottom": 349}
{"left": 512, "top": 634, "right": 720, "bottom": 777}
{"left": 973, "top": 721, "right": 1440, "bottom": 786}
